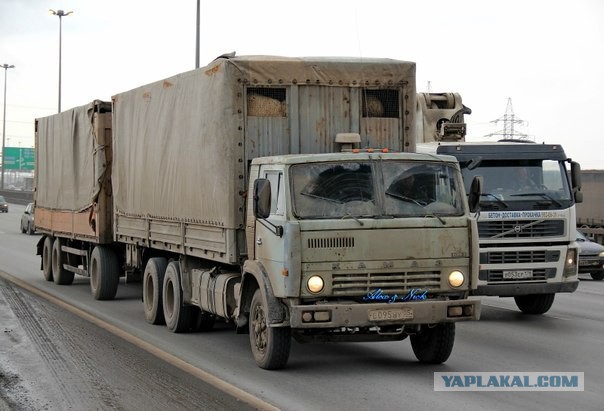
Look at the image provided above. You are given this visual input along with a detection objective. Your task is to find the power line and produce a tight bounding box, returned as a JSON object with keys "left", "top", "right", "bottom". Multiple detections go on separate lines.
{"left": 485, "top": 97, "right": 531, "bottom": 140}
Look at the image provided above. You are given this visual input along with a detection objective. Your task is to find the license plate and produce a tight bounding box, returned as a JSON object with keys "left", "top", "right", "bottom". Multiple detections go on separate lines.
{"left": 369, "top": 308, "right": 413, "bottom": 321}
{"left": 502, "top": 270, "right": 533, "bottom": 280}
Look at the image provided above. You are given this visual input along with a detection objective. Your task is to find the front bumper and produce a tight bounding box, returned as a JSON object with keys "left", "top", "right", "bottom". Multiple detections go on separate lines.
{"left": 474, "top": 280, "right": 579, "bottom": 297}
{"left": 287, "top": 299, "right": 481, "bottom": 329}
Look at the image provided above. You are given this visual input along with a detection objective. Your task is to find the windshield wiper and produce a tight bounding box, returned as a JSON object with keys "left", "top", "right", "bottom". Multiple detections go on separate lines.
{"left": 386, "top": 192, "right": 425, "bottom": 207}
{"left": 342, "top": 212, "right": 365, "bottom": 226}
{"left": 511, "top": 192, "right": 562, "bottom": 207}
{"left": 480, "top": 192, "right": 509, "bottom": 208}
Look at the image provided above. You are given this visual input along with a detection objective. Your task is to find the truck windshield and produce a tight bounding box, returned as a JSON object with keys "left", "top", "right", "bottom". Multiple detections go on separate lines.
{"left": 290, "top": 161, "right": 464, "bottom": 219}
{"left": 460, "top": 159, "right": 573, "bottom": 211}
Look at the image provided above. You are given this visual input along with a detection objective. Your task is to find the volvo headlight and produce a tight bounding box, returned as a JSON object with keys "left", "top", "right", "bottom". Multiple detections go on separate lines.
{"left": 563, "top": 249, "right": 578, "bottom": 277}
{"left": 448, "top": 270, "right": 465, "bottom": 288}
{"left": 307, "top": 275, "right": 324, "bottom": 293}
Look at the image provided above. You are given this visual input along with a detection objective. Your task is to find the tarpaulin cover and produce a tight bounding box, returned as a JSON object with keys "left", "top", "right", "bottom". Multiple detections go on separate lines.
{"left": 35, "top": 101, "right": 108, "bottom": 211}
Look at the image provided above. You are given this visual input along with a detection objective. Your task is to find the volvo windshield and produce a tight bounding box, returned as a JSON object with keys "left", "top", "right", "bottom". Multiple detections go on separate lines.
{"left": 460, "top": 159, "right": 573, "bottom": 211}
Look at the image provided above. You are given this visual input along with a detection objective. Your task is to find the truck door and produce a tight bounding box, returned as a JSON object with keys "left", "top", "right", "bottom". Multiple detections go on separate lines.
{"left": 254, "top": 170, "right": 287, "bottom": 280}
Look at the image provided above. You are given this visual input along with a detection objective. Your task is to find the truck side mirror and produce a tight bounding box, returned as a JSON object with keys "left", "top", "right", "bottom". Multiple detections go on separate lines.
{"left": 468, "top": 176, "right": 483, "bottom": 213}
{"left": 253, "top": 178, "right": 272, "bottom": 219}
{"left": 570, "top": 161, "right": 583, "bottom": 204}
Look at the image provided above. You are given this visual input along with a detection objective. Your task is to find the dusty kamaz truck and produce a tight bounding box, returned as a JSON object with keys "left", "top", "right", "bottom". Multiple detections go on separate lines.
{"left": 35, "top": 55, "right": 481, "bottom": 369}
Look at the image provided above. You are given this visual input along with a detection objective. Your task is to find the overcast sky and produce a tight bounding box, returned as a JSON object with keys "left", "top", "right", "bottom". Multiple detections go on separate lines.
{"left": 1, "top": 0, "right": 603, "bottom": 169}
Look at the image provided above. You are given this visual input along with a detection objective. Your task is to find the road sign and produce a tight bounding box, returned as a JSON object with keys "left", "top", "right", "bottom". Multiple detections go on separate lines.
{"left": 2, "top": 147, "right": 35, "bottom": 170}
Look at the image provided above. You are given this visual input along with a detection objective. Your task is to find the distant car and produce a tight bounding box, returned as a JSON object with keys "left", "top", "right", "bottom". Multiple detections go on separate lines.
{"left": 576, "top": 231, "right": 604, "bottom": 281}
{"left": 0, "top": 195, "right": 7, "bottom": 212}
{"left": 20, "top": 202, "right": 36, "bottom": 234}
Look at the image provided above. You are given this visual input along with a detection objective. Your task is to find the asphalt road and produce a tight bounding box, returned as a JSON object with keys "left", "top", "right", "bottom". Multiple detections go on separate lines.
{"left": 1, "top": 204, "right": 603, "bottom": 410}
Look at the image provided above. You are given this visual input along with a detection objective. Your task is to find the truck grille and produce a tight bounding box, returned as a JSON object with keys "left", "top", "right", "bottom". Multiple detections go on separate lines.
{"left": 332, "top": 271, "right": 441, "bottom": 296}
{"left": 478, "top": 219, "right": 564, "bottom": 239}
{"left": 484, "top": 250, "right": 560, "bottom": 264}
{"left": 307, "top": 236, "right": 355, "bottom": 249}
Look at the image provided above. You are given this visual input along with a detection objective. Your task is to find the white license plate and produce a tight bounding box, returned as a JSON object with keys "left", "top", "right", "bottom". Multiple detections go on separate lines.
{"left": 369, "top": 308, "right": 414, "bottom": 321}
{"left": 502, "top": 270, "right": 533, "bottom": 280}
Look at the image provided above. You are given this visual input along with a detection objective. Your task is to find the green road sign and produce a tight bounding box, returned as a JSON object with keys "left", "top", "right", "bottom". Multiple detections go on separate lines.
{"left": 3, "top": 147, "right": 35, "bottom": 170}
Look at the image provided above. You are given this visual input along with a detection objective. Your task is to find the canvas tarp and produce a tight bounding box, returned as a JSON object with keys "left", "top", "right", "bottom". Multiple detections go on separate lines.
{"left": 35, "top": 101, "right": 109, "bottom": 211}
{"left": 111, "top": 55, "right": 416, "bottom": 228}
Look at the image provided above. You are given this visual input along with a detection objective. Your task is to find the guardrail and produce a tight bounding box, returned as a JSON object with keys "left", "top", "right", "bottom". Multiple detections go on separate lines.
{"left": 0, "top": 190, "right": 34, "bottom": 205}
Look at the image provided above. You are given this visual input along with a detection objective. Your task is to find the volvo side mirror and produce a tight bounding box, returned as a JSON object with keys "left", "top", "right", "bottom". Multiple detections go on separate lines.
{"left": 468, "top": 176, "right": 483, "bottom": 213}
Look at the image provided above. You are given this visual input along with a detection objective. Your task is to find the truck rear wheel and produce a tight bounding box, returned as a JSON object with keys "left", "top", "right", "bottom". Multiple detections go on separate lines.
{"left": 143, "top": 257, "right": 167, "bottom": 325}
{"left": 51, "top": 238, "right": 75, "bottom": 285}
{"left": 90, "top": 246, "right": 120, "bottom": 300}
{"left": 42, "top": 236, "right": 54, "bottom": 282}
{"left": 514, "top": 293, "right": 555, "bottom": 314}
{"left": 410, "top": 322, "right": 455, "bottom": 364}
{"left": 163, "top": 261, "right": 193, "bottom": 333}
{"left": 249, "top": 289, "right": 291, "bottom": 370}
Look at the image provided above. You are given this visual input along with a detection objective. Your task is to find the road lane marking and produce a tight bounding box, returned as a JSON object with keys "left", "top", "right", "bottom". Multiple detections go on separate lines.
{"left": 0, "top": 270, "right": 280, "bottom": 411}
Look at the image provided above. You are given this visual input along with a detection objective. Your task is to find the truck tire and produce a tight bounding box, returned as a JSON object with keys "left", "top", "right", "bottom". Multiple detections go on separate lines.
{"left": 410, "top": 322, "right": 455, "bottom": 364}
{"left": 143, "top": 257, "right": 167, "bottom": 325}
{"left": 514, "top": 293, "right": 555, "bottom": 314}
{"left": 249, "top": 288, "right": 291, "bottom": 370}
{"left": 90, "top": 246, "right": 120, "bottom": 300}
{"left": 42, "top": 236, "right": 54, "bottom": 282}
{"left": 591, "top": 271, "right": 604, "bottom": 281}
{"left": 163, "top": 261, "right": 194, "bottom": 333}
{"left": 51, "top": 238, "right": 75, "bottom": 285}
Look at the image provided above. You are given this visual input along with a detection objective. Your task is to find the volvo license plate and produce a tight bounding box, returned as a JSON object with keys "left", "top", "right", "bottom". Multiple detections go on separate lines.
{"left": 502, "top": 270, "right": 533, "bottom": 280}
{"left": 369, "top": 308, "right": 413, "bottom": 321}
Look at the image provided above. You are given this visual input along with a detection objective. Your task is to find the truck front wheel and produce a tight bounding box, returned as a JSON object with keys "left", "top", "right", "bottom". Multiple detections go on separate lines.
{"left": 514, "top": 293, "right": 555, "bottom": 314}
{"left": 163, "top": 261, "right": 193, "bottom": 333}
{"left": 410, "top": 322, "right": 455, "bottom": 364}
{"left": 51, "top": 238, "right": 75, "bottom": 285}
{"left": 143, "top": 257, "right": 167, "bottom": 325}
{"left": 591, "top": 271, "right": 604, "bottom": 281}
{"left": 249, "top": 289, "right": 291, "bottom": 370}
{"left": 90, "top": 246, "right": 120, "bottom": 300}
{"left": 42, "top": 236, "right": 54, "bottom": 282}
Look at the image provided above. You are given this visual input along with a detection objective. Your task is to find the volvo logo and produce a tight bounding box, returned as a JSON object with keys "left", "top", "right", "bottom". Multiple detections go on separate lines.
{"left": 514, "top": 225, "right": 523, "bottom": 233}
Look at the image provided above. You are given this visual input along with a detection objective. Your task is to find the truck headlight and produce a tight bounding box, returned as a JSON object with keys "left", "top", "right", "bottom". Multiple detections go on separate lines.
{"left": 563, "top": 249, "right": 578, "bottom": 277}
{"left": 448, "top": 270, "right": 465, "bottom": 288}
{"left": 307, "top": 275, "right": 324, "bottom": 293}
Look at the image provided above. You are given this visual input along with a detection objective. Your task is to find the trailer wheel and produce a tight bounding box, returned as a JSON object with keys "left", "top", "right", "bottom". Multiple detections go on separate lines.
{"left": 90, "top": 246, "right": 120, "bottom": 300}
{"left": 514, "top": 293, "right": 555, "bottom": 314}
{"left": 42, "top": 236, "right": 54, "bottom": 282}
{"left": 143, "top": 257, "right": 168, "bottom": 325}
{"left": 51, "top": 238, "right": 75, "bottom": 285}
{"left": 410, "top": 323, "right": 455, "bottom": 364}
{"left": 163, "top": 261, "right": 193, "bottom": 333}
{"left": 249, "top": 288, "right": 291, "bottom": 370}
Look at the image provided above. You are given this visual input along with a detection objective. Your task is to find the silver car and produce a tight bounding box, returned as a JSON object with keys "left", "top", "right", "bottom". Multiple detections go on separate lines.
{"left": 0, "top": 195, "right": 7, "bottom": 213}
{"left": 20, "top": 202, "right": 35, "bottom": 234}
{"left": 577, "top": 231, "right": 604, "bottom": 281}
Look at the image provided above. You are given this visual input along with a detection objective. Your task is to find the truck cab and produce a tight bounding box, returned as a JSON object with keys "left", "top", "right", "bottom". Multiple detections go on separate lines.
{"left": 419, "top": 141, "right": 581, "bottom": 314}
{"left": 241, "top": 151, "right": 481, "bottom": 368}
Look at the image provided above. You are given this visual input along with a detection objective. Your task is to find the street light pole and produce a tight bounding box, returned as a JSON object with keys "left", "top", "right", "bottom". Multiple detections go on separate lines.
{"left": 50, "top": 9, "right": 73, "bottom": 113}
{"left": 1, "top": 63, "right": 15, "bottom": 190}
{"left": 195, "top": 0, "right": 200, "bottom": 69}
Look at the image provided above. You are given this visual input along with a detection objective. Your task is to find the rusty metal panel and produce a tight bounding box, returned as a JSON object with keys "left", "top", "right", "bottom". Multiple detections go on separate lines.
{"left": 298, "top": 86, "right": 353, "bottom": 154}
{"left": 360, "top": 118, "right": 402, "bottom": 151}
{"left": 35, "top": 207, "right": 99, "bottom": 242}
{"left": 246, "top": 117, "right": 290, "bottom": 158}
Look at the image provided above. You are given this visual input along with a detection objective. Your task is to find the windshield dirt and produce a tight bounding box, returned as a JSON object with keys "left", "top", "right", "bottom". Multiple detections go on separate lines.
{"left": 291, "top": 160, "right": 464, "bottom": 219}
